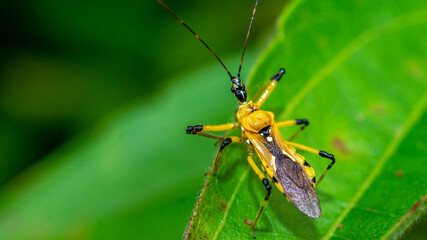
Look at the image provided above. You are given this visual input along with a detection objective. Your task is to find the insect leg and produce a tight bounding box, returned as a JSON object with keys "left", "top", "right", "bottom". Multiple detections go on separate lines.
{"left": 186, "top": 123, "right": 238, "bottom": 134}
{"left": 286, "top": 141, "right": 335, "bottom": 188}
{"left": 255, "top": 68, "right": 286, "bottom": 107}
{"left": 249, "top": 79, "right": 270, "bottom": 103}
{"left": 186, "top": 122, "right": 239, "bottom": 141}
{"left": 187, "top": 123, "right": 241, "bottom": 174}
{"left": 275, "top": 119, "right": 309, "bottom": 141}
{"left": 206, "top": 136, "right": 242, "bottom": 175}
{"left": 246, "top": 145, "right": 271, "bottom": 238}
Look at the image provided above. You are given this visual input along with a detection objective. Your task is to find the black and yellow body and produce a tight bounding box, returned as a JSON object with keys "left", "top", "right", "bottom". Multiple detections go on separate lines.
{"left": 158, "top": 0, "right": 335, "bottom": 238}
{"left": 186, "top": 71, "right": 335, "bottom": 237}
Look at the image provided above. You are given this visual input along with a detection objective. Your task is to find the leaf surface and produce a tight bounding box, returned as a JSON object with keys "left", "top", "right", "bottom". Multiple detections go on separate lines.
{"left": 0, "top": 53, "right": 255, "bottom": 239}
{"left": 185, "top": 0, "right": 427, "bottom": 239}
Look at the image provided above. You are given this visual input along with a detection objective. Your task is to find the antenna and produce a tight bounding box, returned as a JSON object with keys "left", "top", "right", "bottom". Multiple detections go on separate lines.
{"left": 237, "top": 0, "right": 258, "bottom": 78}
{"left": 157, "top": 0, "right": 232, "bottom": 79}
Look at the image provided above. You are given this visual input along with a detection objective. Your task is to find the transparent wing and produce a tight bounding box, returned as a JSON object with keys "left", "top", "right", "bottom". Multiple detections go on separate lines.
{"left": 275, "top": 154, "right": 321, "bottom": 218}
{"left": 247, "top": 124, "right": 321, "bottom": 218}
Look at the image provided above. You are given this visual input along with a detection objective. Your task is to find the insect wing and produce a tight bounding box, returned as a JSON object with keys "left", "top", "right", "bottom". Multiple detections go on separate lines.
{"left": 248, "top": 125, "right": 322, "bottom": 218}
{"left": 275, "top": 154, "right": 321, "bottom": 218}
{"left": 271, "top": 125, "right": 321, "bottom": 218}
{"left": 246, "top": 132, "right": 277, "bottom": 172}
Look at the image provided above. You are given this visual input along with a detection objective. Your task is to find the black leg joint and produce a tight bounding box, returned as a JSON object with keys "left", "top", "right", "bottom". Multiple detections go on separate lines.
{"left": 271, "top": 68, "right": 286, "bottom": 81}
{"left": 186, "top": 125, "right": 203, "bottom": 134}
{"left": 262, "top": 178, "right": 272, "bottom": 196}
{"left": 319, "top": 151, "right": 336, "bottom": 167}
{"left": 220, "top": 138, "right": 232, "bottom": 150}
{"left": 296, "top": 119, "right": 309, "bottom": 127}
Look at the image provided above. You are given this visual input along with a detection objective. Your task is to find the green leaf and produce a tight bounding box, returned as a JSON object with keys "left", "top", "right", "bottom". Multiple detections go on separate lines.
{"left": 0, "top": 53, "right": 255, "bottom": 239}
{"left": 185, "top": 0, "right": 427, "bottom": 239}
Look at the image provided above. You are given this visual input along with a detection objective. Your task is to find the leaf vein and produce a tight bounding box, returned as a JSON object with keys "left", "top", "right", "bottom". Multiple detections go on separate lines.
{"left": 212, "top": 167, "right": 250, "bottom": 240}
{"left": 321, "top": 88, "right": 427, "bottom": 239}
{"left": 279, "top": 8, "right": 427, "bottom": 119}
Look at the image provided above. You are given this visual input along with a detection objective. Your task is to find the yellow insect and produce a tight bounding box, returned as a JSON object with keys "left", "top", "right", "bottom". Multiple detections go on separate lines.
{"left": 158, "top": 0, "right": 335, "bottom": 238}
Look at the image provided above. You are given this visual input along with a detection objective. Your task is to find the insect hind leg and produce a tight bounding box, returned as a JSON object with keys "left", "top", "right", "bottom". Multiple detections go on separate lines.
{"left": 316, "top": 151, "right": 335, "bottom": 187}
{"left": 249, "top": 178, "right": 271, "bottom": 239}
{"left": 285, "top": 141, "right": 335, "bottom": 188}
{"left": 246, "top": 146, "right": 272, "bottom": 238}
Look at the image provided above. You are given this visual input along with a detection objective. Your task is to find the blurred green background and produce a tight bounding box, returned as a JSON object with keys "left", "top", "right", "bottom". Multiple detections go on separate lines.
{"left": 0, "top": 0, "right": 284, "bottom": 239}
{"left": 0, "top": 0, "right": 280, "bottom": 186}
{"left": 0, "top": 0, "right": 425, "bottom": 239}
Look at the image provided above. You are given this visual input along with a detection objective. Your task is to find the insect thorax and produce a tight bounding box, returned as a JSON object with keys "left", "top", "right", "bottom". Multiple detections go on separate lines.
{"left": 237, "top": 103, "right": 275, "bottom": 134}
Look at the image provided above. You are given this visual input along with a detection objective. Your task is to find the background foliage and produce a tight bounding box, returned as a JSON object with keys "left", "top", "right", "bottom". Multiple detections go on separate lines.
{"left": 0, "top": 0, "right": 426, "bottom": 239}
{"left": 185, "top": 0, "right": 427, "bottom": 239}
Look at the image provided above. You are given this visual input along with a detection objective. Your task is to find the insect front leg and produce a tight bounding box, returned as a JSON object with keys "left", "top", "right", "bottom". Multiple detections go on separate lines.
{"left": 254, "top": 68, "right": 286, "bottom": 107}
{"left": 286, "top": 141, "right": 335, "bottom": 187}
{"left": 275, "top": 119, "right": 309, "bottom": 141}
{"left": 186, "top": 122, "right": 239, "bottom": 136}
{"left": 246, "top": 145, "right": 272, "bottom": 238}
{"left": 207, "top": 136, "right": 242, "bottom": 175}
{"left": 186, "top": 122, "right": 241, "bottom": 174}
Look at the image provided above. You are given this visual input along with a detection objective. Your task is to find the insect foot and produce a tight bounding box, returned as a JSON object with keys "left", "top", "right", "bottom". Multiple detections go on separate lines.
{"left": 271, "top": 68, "right": 286, "bottom": 81}
{"left": 186, "top": 125, "right": 203, "bottom": 134}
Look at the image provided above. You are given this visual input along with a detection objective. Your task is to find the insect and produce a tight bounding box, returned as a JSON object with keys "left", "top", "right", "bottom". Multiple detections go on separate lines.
{"left": 158, "top": 0, "right": 335, "bottom": 238}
